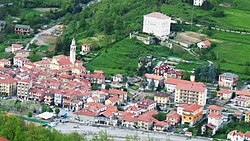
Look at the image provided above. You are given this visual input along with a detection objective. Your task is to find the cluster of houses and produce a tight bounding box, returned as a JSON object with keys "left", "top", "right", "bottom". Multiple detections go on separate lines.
{"left": 227, "top": 130, "right": 250, "bottom": 141}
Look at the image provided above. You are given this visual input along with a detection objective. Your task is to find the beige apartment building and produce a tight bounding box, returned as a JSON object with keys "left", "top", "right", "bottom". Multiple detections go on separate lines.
{"left": 0, "top": 75, "right": 17, "bottom": 95}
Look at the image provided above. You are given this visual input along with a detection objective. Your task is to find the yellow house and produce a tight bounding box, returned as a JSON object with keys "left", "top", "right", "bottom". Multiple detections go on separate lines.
{"left": 245, "top": 112, "right": 250, "bottom": 123}
{"left": 0, "top": 75, "right": 17, "bottom": 95}
{"left": 177, "top": 104, "right": 203, "bottom": 126}
{"left": 154, "top": 92, "right": 170, "bottom": 105}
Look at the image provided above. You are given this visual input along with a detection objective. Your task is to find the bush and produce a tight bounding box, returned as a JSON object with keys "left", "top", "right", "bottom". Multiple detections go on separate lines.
{"left": 212, "top": 8, "right": 225, "bottom": 17}
{"left": 27, "top": 111, "right": 32, "bottom": 117}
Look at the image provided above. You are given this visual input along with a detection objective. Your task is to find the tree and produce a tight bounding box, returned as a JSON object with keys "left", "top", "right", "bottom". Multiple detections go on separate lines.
{"left": 55, "top": 108, "right": 60, "bottom": 117}
{"left": 27, "top": 111, "right": 32, "bottom": 117}
{"left": 41, "top": 106, "right": 47, "bottom": 113}
{"left": 212, "top": 8, "right": 225, "bottom": 17}
{"left": 47, "top": 107, "right": 53, "bottom": 113}
{"left": 153, "top": 112, "right": 167, "bottom": 121}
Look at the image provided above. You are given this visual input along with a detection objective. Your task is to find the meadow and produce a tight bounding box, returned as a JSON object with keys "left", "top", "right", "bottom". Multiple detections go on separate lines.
{"left": 206, "top": 31, "right": 250, "bottom": 79}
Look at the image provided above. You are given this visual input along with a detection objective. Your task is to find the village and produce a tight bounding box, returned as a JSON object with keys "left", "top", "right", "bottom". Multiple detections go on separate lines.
{"left": 0, "top": 0, "right": 250, "bottom": 141}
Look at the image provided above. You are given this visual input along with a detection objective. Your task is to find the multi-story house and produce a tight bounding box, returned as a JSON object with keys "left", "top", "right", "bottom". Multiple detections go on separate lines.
{"left": 217, "top": 89, "right": 233, "bottom": 100}
{"left": 178, "top": 104, "right": 203, "bottom": 126}
{"left": 0, "top": 75, "right": 16, "bottom": 95}
{"left": 14, "top": 50, "right": 29, "bottom": 58}
{"left": 29, "top": 88, "right": 45, "bottom": 102}
{"left": 207, "top": 105, "right": 223, "bottom": 115}
{"left": 81, "top": 44, "right": 91, "bottom": 52}
{"left": 54, "top": 90, "right": 65, "bottom": 107}
{"left": 108, "top": 89, "right": 127, "bottom": 103}
{"left": 145, "top": 73, "right": 163, "bottom": 90}
{"left": 17, "top": 78, "right": 32, "bottom": 100}
{"left": 11, "top": 44, "right": 23, "bottom": 53}
{"left": 227, "top": 130, "right": 245, "bottom": 141}
{"left": 207, "top": 113, "right": 224, "bottom": 135}
{"left": 0, "top": 59, "right": 11, "bottom": 68}
{"left": 154, "top": 92, "right": 170, "bottom": 106}
{"left": 165, "top": 111, "right": 181, "bottom": 126}
{"left": 245, "top": 111, "right": 250, "bottom": 123}
{"left": 143, "top": 12, "right": 171, "bottom": 37}
{"left": 218, "top": 72, "right": 239, "bottom": 89}
{"left": 13, "top": 56, "right": 29, "bottom": 68}
{"left": 137, "top": 99, "right": 156, "bottom": 112}
{"left": 44, "top": 93, "right": 54, "bottom": 106}
{"left": 233, "top": 96, "right": 250, "bottom": 108}
{"left": 15, "top": 24, "right": 33, "bottom": 35}
{"left": 174, "top": 80, "right": 207, "bottom": 106}
{"left": 137, "top": 114, "right": 157, "bottom": 130}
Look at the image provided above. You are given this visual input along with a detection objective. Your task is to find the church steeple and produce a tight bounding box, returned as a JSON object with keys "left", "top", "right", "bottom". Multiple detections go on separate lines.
{"left": 70, "top": 38, "right": 76, "bottom": 64}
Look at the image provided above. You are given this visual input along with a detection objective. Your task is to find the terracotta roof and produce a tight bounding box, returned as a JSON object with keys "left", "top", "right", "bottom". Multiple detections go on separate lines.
{"left": 18, "top": 78, "right": 31, "bottom": 83}
{"left": 108, "top": 89, "right": 127, "bottom": 95}
{"left": 108, "top": 96, "right": 119, "bottom": 102}
{"left": 0, "top": 137, "right": 9, "bottom": 141}
{"left": 137, "top": 99, "right": 156, "bottom": 108}
{"left": 235, "top": 111, "right": 243, "bottom": 116}
{"left": 217, "top": 89, "right": 232, "bottom": 95}
{"left": 155, "top": 121, "right": 169, "bottom": 127}
{"left": 166, "top": 78, "right": 205, "bottom": 86}
{"left": 167, "top": 111, "right": 181, "bottom": 120}
{"left": 14, "top": 49, "right": 29, "bottom": 54}
{"left": 138, "top": 114, "right": 158, "bottom": 122}
{"left": 91, "top": 73, "right": 105, "bottom": 79}
{"left": 116, "top": 74, "right": 123, "bottom": 78}
{"left": 0, "top": 75, "right": 16, "bottom": 84}
{"left": 145, "top": 12, "right": 171, "bottom": 20}
{"left": 0, "top": 59, "right": 10, "bottom": 63}
{"left": 236, "top": 90, "right": 250, "bottom": 97}
{"left": 12, "top": 44, "right": 23, "bottom": 48}
{"left": 245, "top": 132, "right": 250, "bottom": 138}
{"left": 74, "top": 109, "right": 97, "bottom": 117}
{"left": 182, "top": 104, "right": 203, "bottom": 112}
{"left": 58, "top": 59, "right": 72, "bottom": 66}
{"left": 208, "top": 113, "right": 224, "bottom": 119}
{"left": 122, "top": 115, "right": 138, "bottom": 123}
{"left": 200, "top": 40, "right": 211, "bottom": 46}
{"left": 155, "top": 92, "right": 170, "bottom": 98}
{"left": 176, "top": 83, "right": 206, "bottom": 93}
{"left": 207, "top": 105, "right": 223, "bottom": 111}
{"left": 145, "top": 73, "right": 163, "bottom": 81}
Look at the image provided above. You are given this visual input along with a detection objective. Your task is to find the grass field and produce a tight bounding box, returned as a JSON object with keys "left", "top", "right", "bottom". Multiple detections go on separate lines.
{"left": 206, "top": 31, "right": 250, "bottom": 79}
{"left": 160, "top": 0, "right": 250, "bottom": 31}
{"left": 86, "top": 38, "right": 195, "bottom": 75}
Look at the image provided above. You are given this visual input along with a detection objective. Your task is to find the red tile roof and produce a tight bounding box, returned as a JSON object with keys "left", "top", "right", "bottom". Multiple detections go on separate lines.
{"left": 137, "top": 99, "right": 156, "bottom": 108}
{"left": 74, "top": 109, "right": 97, "bottom": 117}
{"left": 201, "top": 40, "right": 211, "bottom": 46}
{"left": 0, "top": 75, "right": 16, "bottom": 84}
{"left": 245, "top": 132, "right": 250, "bottom": 138}
{"left": 155, "top": 121, "right": 170, "bottom": 127}
{"left": 182, "top": 104, "right": 203, "bottom": 112}
{"left": 208, "top": 113, "right": 224, "bottom": 119}
{"left": 176, "top": 83, "right": 206, "bottom": 93}
{"left": 207, "top": 105, "right": 223, "bottom": 111}
{"left": 108, "top": 89, "right": 127, "bottom": 95}
{"left": 167, "top": 111, "right": 181, "bottom": 120}
{"left": 236, "top": 90, "right": 250, "bottom": 97}
{"left": 12, "top": 44, "right": 23, "bottom": 48}
{"left": 0, "top": 137, "right": 9, "bottom": 141}
{"left": 207, "top": 123, "right": 216, "bottom": 129}
{"left": 108, "top": 96, "right": 119, "bottom": 103}
{"left": 217, "top": 89, "right": 232, "bottom": 95}
{"left": 145, "top": 73, "right": 163, "bottom": 81}
{"left": 58, "top": 59, "right": 71, "bottom": 66}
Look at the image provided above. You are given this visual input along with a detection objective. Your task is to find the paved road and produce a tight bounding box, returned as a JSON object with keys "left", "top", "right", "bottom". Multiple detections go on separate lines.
{"left": 55, "top": 123, "right": 211, "bottom": 141}
{"left": 25, "top": 25, "right": 61, "bottom": 50}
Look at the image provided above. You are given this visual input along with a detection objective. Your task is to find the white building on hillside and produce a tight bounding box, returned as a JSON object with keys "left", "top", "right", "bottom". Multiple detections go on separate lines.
{"left": 143, "top": 12, "right": 171, "bottom": 37}
{"left": 193, "top": 0, "right": 205, "bottom": 6}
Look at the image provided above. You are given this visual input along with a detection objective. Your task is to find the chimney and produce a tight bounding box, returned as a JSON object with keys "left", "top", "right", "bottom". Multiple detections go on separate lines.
{"left": 190, "top": 75, "right": 195, "bottom": 82}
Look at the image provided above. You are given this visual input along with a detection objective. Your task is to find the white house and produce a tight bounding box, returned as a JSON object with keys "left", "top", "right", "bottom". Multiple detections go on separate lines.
{"left": 13, "top": 56, "right": 29, "bottom": 67}
{"left": 193, "top": 0, "right": 205, "bottom": 6}
{"left": 218, "top": 73, "right": 239, "bottom": 89}
{"left": 207, "top": 113, "right": 224, "bottom": 135}
{"left": 197, "top": 40, "right": 211, "bottom": 49}
{"left": 112, "top": 74, "right": 123, "bottom": 83}
{"left": 145, "top": 74, "right": 163, "bottom": 90}
{"left": 143, "top": 12, "right": 171, "bottom": 37}
{"left": 227, "top": 130, "right": 245, "bottom": 141}
{"left": 54, "top": 91, "right": 64, "bottom": 107}
{"left": 81, "top": 44, "right": 91, "bottom": 52}
{"left": 11, "top": 44, "right": 23, "bottom": 53}
{"left": 73, "top": 110, "right": 97, "bottom": 124}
